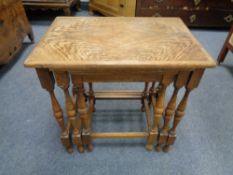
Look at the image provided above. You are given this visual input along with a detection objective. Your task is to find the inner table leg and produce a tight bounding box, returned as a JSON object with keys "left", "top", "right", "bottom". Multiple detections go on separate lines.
{"left": 88, "top": 82, "right": 95, "bottom": 112}
{"left": 163, "top": 69, "right": 204, "bottom": 152}
{"left": 54, "top": 72, "right": 84, "bottom": 153}
{"left": 146, "top": 74, "right": 174, "bottom": 151}
{"left": 36, "top": 69, "right": 72, "bottom": 153}
{"left": 156, "top": 72, "right": 190, "bottom": 152}
{"left": 141, "top": 82, "right": 149, "bottom": 112}
{"left": 163, "top": 88, "right": 190, "bottom": 152}
{"left": 72, "top": 76, "right": 93, "bottom": 152}
{"left": 149, "top": 82, "right": 156, "bottom": 106}
{"left": 146, "top": 82, "right": 166, "bottom": 151}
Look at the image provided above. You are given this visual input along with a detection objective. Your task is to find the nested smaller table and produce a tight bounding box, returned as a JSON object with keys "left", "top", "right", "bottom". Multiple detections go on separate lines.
{"left": 24, "top": 17, "right": 216, "bottom": 153}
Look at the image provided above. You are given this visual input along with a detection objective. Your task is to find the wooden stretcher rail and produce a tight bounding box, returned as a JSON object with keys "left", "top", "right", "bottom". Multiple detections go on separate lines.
{"left": 85, "top": 90, "right": 145, "bottom": 100}
{"left": 91, "top": 132, "right": 148, "bottom": 139}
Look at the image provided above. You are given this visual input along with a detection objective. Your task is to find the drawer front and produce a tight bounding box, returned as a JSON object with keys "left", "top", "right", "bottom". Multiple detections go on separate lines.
{"left": 90, "top": 0, "right": 124, "bottom": 16}
{"left": 89, "top": 0, "right": 136, "bottom": 16}
{"left": 136, "top": 7, "right": 233, "bottom": 27}
{"left": 137, "top": 0, "right": 233, "bottom": 10}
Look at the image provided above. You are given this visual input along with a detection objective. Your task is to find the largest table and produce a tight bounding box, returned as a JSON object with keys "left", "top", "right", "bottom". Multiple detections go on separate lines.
{"left": 24, "top": 17, "right": 216, "bottom": 153}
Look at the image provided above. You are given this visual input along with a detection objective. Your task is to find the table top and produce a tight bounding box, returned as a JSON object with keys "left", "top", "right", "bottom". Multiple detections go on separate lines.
{"left": 24, "top": 17, "right": 216, "bottom": 70}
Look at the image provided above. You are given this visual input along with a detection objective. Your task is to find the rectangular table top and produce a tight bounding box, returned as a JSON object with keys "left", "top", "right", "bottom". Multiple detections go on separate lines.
{"left": 24, "top": 17, "right": 216, "bottom": 70}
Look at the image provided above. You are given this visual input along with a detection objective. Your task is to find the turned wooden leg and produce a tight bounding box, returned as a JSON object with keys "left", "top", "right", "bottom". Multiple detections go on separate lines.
{"left": 164, "top": 69, "right": 204, "bottom": 152}
{"left": 88, "top": 83, "right": 95, "bottom": 112}
{"left": 155, "top": 88, "right": 179, "bottom": 152}
{"left": 146, "top": 74, "right": 174, "bottom": 151}
{"left": 217, "top": 26, "right": 233, "bottom": 64}
{"left": 36, "top": 69, "right": 72, "bottom": 153}
{"left": 72, "top": 84, "right": 78, "bottom": 108}
{"left": 163, "top": 88, "right": 190, "bottom": 153}
{"left": 64, "top": 7, "right": 71, "bottom": 16}
{"left": 141, "top": 82, "right": 149, "bottom": 112}
{"left": 149, "top": 82, "right": 156, "bottom": 106}
{"left": 156, "top": 72, "right": 190, "bottom": 152}
{"left": 54, "top": 72, "right": 84, "bottom": 153}
{"left": 72, "top": 76, "right": 93, "bottom": 152}
{"left": 146, "top": 83, "right": 165, "bottom": 151}
{"left": 217, "top": 46, "right": 229, "bottom": 64}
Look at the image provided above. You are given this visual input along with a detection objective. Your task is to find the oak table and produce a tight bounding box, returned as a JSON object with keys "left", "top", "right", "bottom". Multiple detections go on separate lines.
{"left": 24, "top": 17, "right": 216, "bottom": 153}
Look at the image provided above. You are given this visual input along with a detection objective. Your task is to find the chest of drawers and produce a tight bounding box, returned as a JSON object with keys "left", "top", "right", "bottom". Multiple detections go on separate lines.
{"left": 89, "top": 0, "right": 136, "bottom": 16}
{"left": 136, "top": 0, "right": 233, "bottom": 27}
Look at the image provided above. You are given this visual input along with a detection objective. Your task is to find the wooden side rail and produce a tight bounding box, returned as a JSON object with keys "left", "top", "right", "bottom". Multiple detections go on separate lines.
{"left": 85, "top": 90, "right": 145, "bottom": 100}
{"left": 91, "top": 132, "right": 148, "bottom": 139}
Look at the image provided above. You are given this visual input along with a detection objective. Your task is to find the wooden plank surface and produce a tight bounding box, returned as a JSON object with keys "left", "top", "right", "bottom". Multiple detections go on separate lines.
{"left": 24, "top": 17, "right": 216, "bottom": 70}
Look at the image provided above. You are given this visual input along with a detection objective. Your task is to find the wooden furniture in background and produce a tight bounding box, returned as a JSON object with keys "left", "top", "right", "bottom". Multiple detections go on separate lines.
{"left": 24, "top": 17, "right": 216, "bottom": 153}
{"left": 89, "top": 0, "right": 136, "bottom": 16}
{"left": 136, "top": 0, "right": 233, "bottom": 27}
{"left": 89, "top": 0, "right": 233, "bottom": 27}
{"left": 0, "top": 0, "right": 34, "bottom": 64}
{"left": 22, "top": 0, "right": 80, "bottom": 16}
{"left": 218, "top": 25, "right": 233, "bottom": 64}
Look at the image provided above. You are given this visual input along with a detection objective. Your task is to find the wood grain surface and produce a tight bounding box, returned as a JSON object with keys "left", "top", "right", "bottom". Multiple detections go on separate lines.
{"left": 24, "top": 17, "right": 216, "bottom": 70}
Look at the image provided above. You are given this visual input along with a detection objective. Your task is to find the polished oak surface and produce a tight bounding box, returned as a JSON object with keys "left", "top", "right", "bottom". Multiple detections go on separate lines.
{"left": 24, "top": 17, "right": 215, "bottom": 70}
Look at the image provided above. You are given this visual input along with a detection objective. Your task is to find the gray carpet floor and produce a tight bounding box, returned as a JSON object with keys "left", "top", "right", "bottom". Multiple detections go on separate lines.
{"left": 0, "top": 9, "right": 233, "bottom": 175}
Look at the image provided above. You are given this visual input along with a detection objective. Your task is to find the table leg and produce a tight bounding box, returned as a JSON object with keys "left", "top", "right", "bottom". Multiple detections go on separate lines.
{"left": 156, "top": 72, "right": 190, "bottom": 152}
{"left": 217, "top": 26, "right": 233, "bottom": 64}
{"left": 149, "top": 82, "right": 156, "bottom": 106}
{"left": 36, "top": 69, "right": 72, "bottom": 153}
{"left": 72, "top": 76, "right": 93, "bottom": 152}
{"left": 54, "top": 72, "right": 84, "bottom": 153}
{"left": 163, "top": 69, "right": 204, "bottom": 152}
{"left": 146, "top": 74, "right": 174, "bottom": 151}
{"left": 88, "top": 83, "right": 95, "bottom": 112}
{"left": 141, "top": 82, "right": 149, "bottom": 112}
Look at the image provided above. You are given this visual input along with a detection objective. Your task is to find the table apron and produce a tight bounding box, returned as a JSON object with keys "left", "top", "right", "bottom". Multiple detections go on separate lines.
{"left": 68, "top": 71, "right": 182, "bottom": 82}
